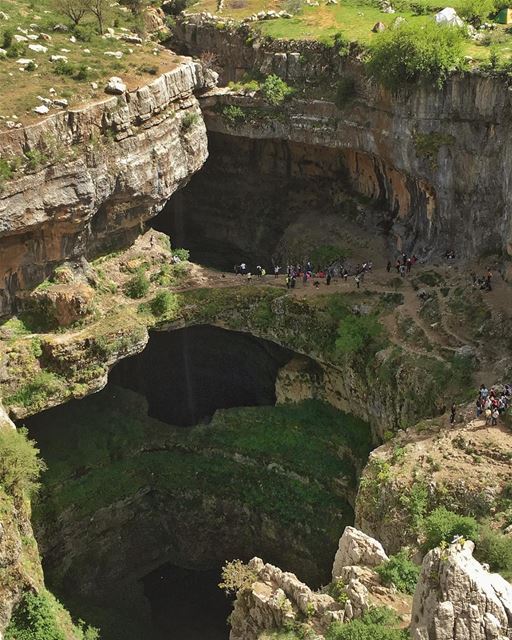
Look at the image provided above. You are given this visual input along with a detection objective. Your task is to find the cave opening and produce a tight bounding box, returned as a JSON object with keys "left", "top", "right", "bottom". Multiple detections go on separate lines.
{"left": 24, "top": 325, "right": 371, "bottom": 640}
{"left": 109, "top": 324, "right": 295, "bottom": 426}
{"left": 150, "top": 132, "right": 392, "bottom": 271}
{"left": 141, "top": 563, "right": 232, "bottom": 640}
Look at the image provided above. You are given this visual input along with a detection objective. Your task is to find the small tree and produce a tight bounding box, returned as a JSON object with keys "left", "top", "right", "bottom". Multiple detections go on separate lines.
{"left": 86, "top": 0, "right": 111, "bottom": 34}
{"left": 366, "top": 22, "right": 466, "bottom": 90}
{"left": 458, "top": 0, "right": 495, "bottom": 26}
{"left": 54, "top": 0, "right": 89, "bottom": 25}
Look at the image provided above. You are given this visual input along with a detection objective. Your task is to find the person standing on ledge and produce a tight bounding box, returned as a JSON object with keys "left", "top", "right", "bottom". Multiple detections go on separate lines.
{"left": 450, "top": 403, "right": 456, "bottom": 425}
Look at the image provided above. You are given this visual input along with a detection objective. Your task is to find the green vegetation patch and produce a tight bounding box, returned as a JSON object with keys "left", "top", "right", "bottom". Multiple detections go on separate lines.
{"left": 32, "top": 386, "right": 371, "bottom": 550}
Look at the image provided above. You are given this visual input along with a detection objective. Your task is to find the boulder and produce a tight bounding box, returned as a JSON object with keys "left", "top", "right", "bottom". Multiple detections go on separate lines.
{"left": 28, "top": 43, "right": 47, "bottom": 53}
{"left": 33, "top": 105, "right": 49, "bottom": 115}
{"left": 372, "top": 21, "right": 386, "bottom": 32}
{"left": 13, "top": 34, "right": 27, "bottom": 42}
{"left": 332, "top": 526, "right": 389, "bottom": 579}
{"left": 105, "top": 76, "right": 127, "bottom": 94}
{"left": 30, "top": 283, "right": 94, "bottom": 328}
{"left": 411, "top": 540, "right": 512, "bottom": 640}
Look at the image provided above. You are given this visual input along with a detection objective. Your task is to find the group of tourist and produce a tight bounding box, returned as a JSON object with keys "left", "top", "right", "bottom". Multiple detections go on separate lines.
{"left": 234, "top": 259, "right": 380, "bottom": 290}
{"left": 476, "top": 384, "right": 511, "bottom": 425}
{"left": 471, "top": 270, "right": 493, "bottom": 292}
{"left": 386, "top": 253, "right": 419, "bottom": 278}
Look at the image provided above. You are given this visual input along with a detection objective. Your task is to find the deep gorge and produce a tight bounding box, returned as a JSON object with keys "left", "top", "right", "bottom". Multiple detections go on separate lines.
{"left": 23, "top": 326, "right": 372, "bottom": 640}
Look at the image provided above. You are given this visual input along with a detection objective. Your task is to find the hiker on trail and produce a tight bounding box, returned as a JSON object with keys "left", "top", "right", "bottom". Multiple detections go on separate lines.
{"left": 450, "top": 403, "right": 456, "bottom": 425}
{"left": 274, "top": 265, "right": 280, "bottom": 278}
{"left": 286, "top": 274, "right": 291, "bottom": 289}
{"left": 355, "top": 274, "right": 360, "bottom": 289}
{"left": 492, "top": 408, "right": 499, "bottom": 426}
{"left": 386, "top": 260, "right": 391, "bottom": 273}
{"left": 479, "top": 384, "right": 489, "bottom": 401}
{"left": 303, "top": 272, "right": 308, "bottom": 286}
{"left": 395, "top": 259, "right": 401, "bottom": 273}
{"left": 343, "top": 269, "right": 348, "bottom": 282}
{"left": 261, "top": 268, "right": 266, "bottom": 278}
{"left": 291, "top": 276, "right": 296, "bottom": 289}
{"left": 399, "top": 264, "right": 406, "bottom": 278}
{"left": 326, "top": 272, "right": 332, "bottom": 285}
{"left": 314, "top": 280, "right": 320, "bottom": 289}
{"left": 406, "top": 257, "right": 412, "bottom": 273}
{"left": 234, "top": 264, "right": 240, "bottom": 275}
{"left": 150, "top": 235, "right": 155, "bottom": 248}
{"left": 486, "top": 269, "right": 493, "bottom": 291}
{"left": 476, "top": 398, "right": 482, "bottom": 417}
{"left": 256, "top": 265, "right": 262, "bottom": 277}
{"left": 240, "top": 262, "right": 247, "bottom": 275}
{"left": 246, "top": 272, "right": 252, "bottom": 283}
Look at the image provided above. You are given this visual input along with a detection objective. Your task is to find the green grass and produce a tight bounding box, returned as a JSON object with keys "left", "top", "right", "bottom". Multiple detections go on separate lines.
{"left": 31, "top": 385, "right": 371, "bottom": 535}
{"left": 0, "top": 0, "right": 176, "bottom": 123}
{"left": 194, "top": 0, "right": 509, "bottom": 63}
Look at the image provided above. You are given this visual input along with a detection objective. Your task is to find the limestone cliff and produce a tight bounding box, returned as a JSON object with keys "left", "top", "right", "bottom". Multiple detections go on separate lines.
{"left": 0, "top": 58, "right": 213, "bottom": 315}
{"left": 411, "top": 540, "right": 512, "bottom": 640}
{"left": 172, "top": 14, "right": 512, "bottom": 262}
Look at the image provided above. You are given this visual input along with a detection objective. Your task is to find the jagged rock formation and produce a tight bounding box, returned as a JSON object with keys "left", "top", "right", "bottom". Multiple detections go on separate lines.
{"left": 229, "top": 558, "right": 344, "bottom": 640}
{"left": 229, "top": 527, "right": 397, "bottom": 639}
{"left": 332, "top": 526, "right": 389, "bottom": 578}
{"left": 0, "top": 59, "right": 213, "bottom": 314}
{"left": 411, "top": 540, "right": 512, "bottom": 640}
{"left": 172, "top": 14, "right": 512, "bottom": 263}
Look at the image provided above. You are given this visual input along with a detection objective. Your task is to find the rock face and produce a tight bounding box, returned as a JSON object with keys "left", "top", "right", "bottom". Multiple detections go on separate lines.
{"left": 0, "top": 59, "right": 212, "bottom": 314}
{"left": 411, "top": 540, "right": 512, "bottom": 640}
{"left": 172, "top": 14, "right": 512, "bottom": 261}
{"left": 332, "top": 526, "right": 389, "bottom": 579}
{"left": 229, "top": 528, "right": 393, "bottom": 639}
{"left": 229, "top": 558, "right": 345, "bottom": 640}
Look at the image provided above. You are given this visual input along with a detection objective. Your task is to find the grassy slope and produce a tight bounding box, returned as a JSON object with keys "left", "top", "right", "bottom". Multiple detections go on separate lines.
{"left": 194, "top": 0, "right": 508, "bottom": 62}
{"left": 30, "top": 385, "right": 372, "bottom": 533}
{"left": 0, "top": 0, "right": 177, "bottom": 123}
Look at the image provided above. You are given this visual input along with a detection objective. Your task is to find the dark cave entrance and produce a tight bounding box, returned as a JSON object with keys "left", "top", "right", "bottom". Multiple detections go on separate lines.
{"left": 150, "top": 132, "right": 392, "bottom": 272}
{"left": 141, "top": 564, "right": 232, "bottom": 640}
{"left": 109, "top": 324, "right": 294, "bottom": 426}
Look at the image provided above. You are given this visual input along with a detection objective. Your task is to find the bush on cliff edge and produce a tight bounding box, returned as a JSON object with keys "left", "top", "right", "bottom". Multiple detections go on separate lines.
{"left": 366, "top": 21, "right": 466, "bottom": 90}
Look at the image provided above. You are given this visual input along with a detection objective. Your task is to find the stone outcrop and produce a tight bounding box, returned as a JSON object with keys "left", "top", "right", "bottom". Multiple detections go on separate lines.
{"left": 229, "top": 528, "right": 395, "bottom": 639}
{"left": 0, "top": 58, "right": 213, "bottom": 314}
{"left": 411, "top": 540, "right": 512, "bottom": 640}
{"left": 332, "top": 526, "right": 389, "bottom": 579}
{"left": 229, "top": 558, "right": 345, "bottom": 640}
{"left": 172, "top": 14, "right": 512, "bottom": 262}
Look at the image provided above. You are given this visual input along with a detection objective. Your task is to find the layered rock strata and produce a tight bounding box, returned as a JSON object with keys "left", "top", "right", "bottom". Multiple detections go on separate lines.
{"left": 0, "top": 59, "right": 212, "bottom": 314}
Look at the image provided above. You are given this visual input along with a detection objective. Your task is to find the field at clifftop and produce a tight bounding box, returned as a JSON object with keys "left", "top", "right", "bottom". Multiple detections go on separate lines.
{"left": 0, "top": 0, "right": 175, "bottom": 125}
{"left": 191, "top": 0, "right": 511, "bottom": 61}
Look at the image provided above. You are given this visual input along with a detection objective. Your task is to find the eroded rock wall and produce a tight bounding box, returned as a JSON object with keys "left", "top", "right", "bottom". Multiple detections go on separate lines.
{"left": 0, "top": 60, "right": 211, "bottom": 314}
{"left": 172, "top": 15, "right": 512, "bottom": 261}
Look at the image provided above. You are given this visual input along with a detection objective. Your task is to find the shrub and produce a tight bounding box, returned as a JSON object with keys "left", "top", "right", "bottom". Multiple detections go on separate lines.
{"left": 0, "top": 427, "right": 45, "bottom": 496}
{"left": 53, "top": 60, "right": 76, "bottom": 76}
{"left": 261, "top": 75, "right": 295, "bottom": 106}
{"left": 221, "top": 105, "right": 247, "bottom": 127}
{"left": 335, "top": 77, "right": 356, "bottom": 109}
{"left": 173, "top": 247, "right": 190, "bottom": 261}
{"left": 2, "top": 27, "right": 14, "bottom": 49}
{"left": 333, "top": 31, "right": 351, "bottom": 57}
{"left": 25, "top": 150, "right": 48, "bottom": 171}
{"left": 150, "top": 290, "right": 178, "bottom": 316}
{"left": 6, "top": 41, "right": 27, "bottom": 58}
{"left": 326, "top": 607, "right": 407, "bottom": 640}
{"left": 75, "top": 64, "right": 91, "bottom": 81}
{"left": 73, "top": 24, "right": 96, "bottom": 42}
{"left": 327, "top": 579, "right": 349, "bottom": 604}
{"left": 376, "top": 549, "right": 420, "bottom": 594}
{"left": 335, "top": 314, "right": 384, "bottom": 355}
{"left": 5, "top": 591, "right": 65, "bottom": 640}
{"left": 458, "top": 0, "right": 495, "bottom": 25}
{"left": 422, "top": 507, "right": 479, "bottom": 550}
{"left": 124, "top": 268, "right": 150, "bottom": 299}
{"left": 475, "top": 526, "right": 512, "bottom": 579}
{"left": 5, "top": 590, "right": 99, "bottom": 640}
{"left": 218, "top": 559, "right": 258, "bottom": 594}
{"left": 182, "top": 112, "right": 199, "bottom": 130}
{"left": 366, "top": 22, "right": 466, "bottom": 90}
{"left": 0, "top": 157, "right": 14, "bottom": 181}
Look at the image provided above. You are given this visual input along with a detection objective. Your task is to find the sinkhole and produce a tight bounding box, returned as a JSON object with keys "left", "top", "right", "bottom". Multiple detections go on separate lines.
{"left": 24, "top": 326, "right": 372, "bottom": 640}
